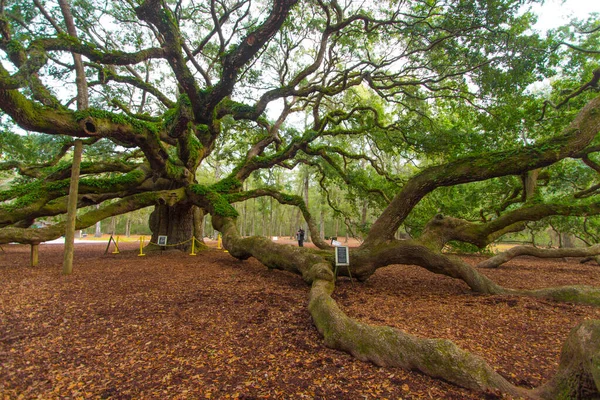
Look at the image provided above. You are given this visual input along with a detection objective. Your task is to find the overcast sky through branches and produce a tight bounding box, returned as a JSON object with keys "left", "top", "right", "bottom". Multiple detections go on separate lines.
{"left": 531, "top": 0, "right": 600, "bottom": 32}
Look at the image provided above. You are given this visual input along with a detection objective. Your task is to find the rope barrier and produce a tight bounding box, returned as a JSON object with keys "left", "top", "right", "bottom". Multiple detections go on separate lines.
{"left": 110, "top": 235, "right": 223, "bottom": 256}
{"left": 147, "top": 237, "right": 194, "bottom": 247}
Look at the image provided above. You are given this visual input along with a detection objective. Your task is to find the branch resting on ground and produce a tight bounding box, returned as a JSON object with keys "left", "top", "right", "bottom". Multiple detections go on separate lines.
{"left": 212, "top": 213, "right": 600, "bottom": 399}
{"left": 477, "top": 244, "right": 600, "bottom": 269}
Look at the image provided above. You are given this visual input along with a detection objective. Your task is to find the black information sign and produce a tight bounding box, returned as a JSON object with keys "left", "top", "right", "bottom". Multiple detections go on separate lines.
{"left": 335, "top": 246, "right": 349, "bottom": 266}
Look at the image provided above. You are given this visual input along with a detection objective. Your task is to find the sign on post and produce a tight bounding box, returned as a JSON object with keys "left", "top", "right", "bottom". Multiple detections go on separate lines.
{"left": 157, "top": 235, "right": 168, "bottom": 246}
{"left": 335, "top": 246, "right": 349, "bottom": 266}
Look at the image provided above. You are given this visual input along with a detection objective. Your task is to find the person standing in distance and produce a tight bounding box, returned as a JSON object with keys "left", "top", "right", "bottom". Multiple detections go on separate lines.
{"left": 296, "top": 228, "right": 305, "bottom": 247}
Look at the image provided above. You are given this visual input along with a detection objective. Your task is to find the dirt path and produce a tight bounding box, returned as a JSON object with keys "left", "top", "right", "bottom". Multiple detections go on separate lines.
{"left": 1, "top": 243, "right": 599, "bottom": 399}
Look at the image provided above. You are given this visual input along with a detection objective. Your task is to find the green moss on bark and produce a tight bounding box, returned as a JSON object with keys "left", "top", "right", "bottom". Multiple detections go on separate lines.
{"left": 74, "top": 108, "right": 160, "bottom": 134}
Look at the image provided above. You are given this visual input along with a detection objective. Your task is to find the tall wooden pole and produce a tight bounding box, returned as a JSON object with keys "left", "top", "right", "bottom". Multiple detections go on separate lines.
{"left": 62, "top": 139, "right": 83, "bottom": 275}
{"left": 59, "top": 0, "right": 88, "bottom": 275}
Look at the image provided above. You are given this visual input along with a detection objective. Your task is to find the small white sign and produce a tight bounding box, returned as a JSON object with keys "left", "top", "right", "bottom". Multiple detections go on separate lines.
{"left": 335, "top": 246, "right": 350, "bottom": 266}
{"left": 157, "top": 235, "right": 168, "bottom": 246}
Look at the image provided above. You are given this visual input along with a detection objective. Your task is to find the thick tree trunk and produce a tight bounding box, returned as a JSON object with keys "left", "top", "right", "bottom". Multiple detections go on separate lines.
{"left": 149, "top": 203, "right": 194, "bottom": 250}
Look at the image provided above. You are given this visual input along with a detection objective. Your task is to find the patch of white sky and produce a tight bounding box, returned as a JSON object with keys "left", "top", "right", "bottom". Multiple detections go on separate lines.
{"left": 528, "top": 0, "right": 600, "bottom": 33}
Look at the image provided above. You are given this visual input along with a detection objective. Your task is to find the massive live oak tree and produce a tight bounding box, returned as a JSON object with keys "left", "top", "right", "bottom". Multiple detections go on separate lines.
{"left": 1, "top": 0, "right": 600, "bottom": 397}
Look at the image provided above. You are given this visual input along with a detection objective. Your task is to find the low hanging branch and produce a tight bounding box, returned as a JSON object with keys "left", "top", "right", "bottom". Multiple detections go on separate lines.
{"left": 0, "top": 188, "right": 186, "bottom": 245}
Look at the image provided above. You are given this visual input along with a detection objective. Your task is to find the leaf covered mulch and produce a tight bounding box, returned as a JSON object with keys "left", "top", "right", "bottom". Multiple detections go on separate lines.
{"left": 2, "top": 243, "right": 600, "bottom": 399}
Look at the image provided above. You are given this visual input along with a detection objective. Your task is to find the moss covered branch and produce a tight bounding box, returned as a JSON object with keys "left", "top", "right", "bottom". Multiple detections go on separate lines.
{"left": 225, "top": 187, "right": 330, "bottom": 249}
{"left": 366, "top": 95, "right": 600, "bottom": 244}
{"left": 478, "top": 244, "right": 600, "bottom": 269}
{"left": 0, "top": 167, "right": 151, "bottom": 227}
{"left": 308, "top": 277, "right": 527, "bottom": 397}
{"left": 0, "top": 188, "right": 186, "bottom": 245}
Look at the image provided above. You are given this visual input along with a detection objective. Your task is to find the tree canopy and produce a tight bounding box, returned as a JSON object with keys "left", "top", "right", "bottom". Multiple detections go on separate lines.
{"left": 2, "top": 0, "right": 600, "bottom": 397}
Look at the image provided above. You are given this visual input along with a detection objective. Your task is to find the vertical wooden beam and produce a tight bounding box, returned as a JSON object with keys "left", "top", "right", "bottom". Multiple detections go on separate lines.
{"left": 59, "top": 0, "right": 88, "bottom": 275}
{"left": 30, "top": 243, "right": 39, "bottom": 267}
{"left": 63, "top": 139, "right": 83, "bottom": 275}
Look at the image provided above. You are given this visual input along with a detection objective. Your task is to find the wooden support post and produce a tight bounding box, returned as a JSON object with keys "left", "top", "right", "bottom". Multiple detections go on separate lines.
{"left": 63, "top": 139, "right": 83, "bottom": 275}
{"left": 30, "top": 243, "right": 39, "bottom": 267}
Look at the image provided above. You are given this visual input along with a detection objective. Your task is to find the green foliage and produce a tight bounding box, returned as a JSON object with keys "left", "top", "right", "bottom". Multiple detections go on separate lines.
{"left": 79, "top": 169, "right": 146, "bottom": 189}
{"left": 217, "top": 98, "right": 256, "bottom": 115}
{"left": 0, "top": 132, "right": 70, "bottom": 164}
{"left": 189, "top": 183, "right": 238, "bottom": 217}
{"left": 446, "top": 241, "right": 493, "bottom": 256}
{"left": 210, "top": 177, "right": 242, "bottom": 193}
{"left": 0, "top": 179, "right": 69, "bottom": 211}
{"left": 164, "top": 159, "right": 186, "bottom": 180}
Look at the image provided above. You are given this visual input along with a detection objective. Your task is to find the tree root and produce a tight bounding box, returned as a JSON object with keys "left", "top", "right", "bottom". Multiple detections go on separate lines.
{"left": 509, "top": 285, "right": 600, "bottom": 307}
{"left": 212, "top": 216, "right": 600, "bottom": 398}
{"left": 534, "top": 320, "right": 600, "bottom": 399}
{"left": 309, "top": 275, "right": 600, "bottom": 399}
{"left": 308, "top": 276, "right": 528, "bottom": 398}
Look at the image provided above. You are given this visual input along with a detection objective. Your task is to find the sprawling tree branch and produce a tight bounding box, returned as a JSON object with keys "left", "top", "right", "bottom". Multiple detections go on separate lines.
{"left": 0, "top": 188, "right": 185, "bottom": 244}
{"left": 367, "top": 95, "right": 600, "bottom": 244}
{"left": 478, "top": 244, "right": 600, "bottom": 269}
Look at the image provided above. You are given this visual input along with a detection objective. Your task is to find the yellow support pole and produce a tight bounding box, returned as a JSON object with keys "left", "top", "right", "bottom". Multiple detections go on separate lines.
{"left": 112, "top": 236, "right": 120, "bottom": 254}
{"left": 217, "top": 234, "right": 222, "bottom": 250}
{"left": 189, "top": 237, "right": 197, "bottom": 256}
{"left": 138, "top": 236, "right": 146, "bottom": 257}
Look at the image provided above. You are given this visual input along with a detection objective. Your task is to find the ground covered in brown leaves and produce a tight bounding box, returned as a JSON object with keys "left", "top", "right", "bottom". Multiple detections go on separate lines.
{"left": 2, "top": 241, "right": 600, "bottom": 399}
